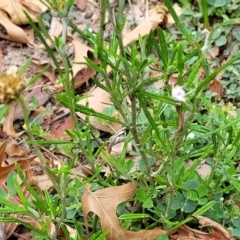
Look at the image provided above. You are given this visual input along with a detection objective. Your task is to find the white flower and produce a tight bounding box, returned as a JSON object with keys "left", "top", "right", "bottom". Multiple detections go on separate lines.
{"left": 172, "top": 85, "right": 186, "bottom": 102}
{"left": 187, "top": 132, "right": 195, "bottom": 139}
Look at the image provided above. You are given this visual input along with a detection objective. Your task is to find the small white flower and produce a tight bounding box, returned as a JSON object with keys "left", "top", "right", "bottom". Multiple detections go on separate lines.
{"left": 187, "top": 132, "right": 195, "bottom": 139}
{"left": 172, "top": 85, "right": 186, "bottom": 102}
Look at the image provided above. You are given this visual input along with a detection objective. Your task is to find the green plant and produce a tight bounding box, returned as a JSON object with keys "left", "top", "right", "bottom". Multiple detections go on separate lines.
{"left": 2, "top": 0, "right": 240, "bottom": 238}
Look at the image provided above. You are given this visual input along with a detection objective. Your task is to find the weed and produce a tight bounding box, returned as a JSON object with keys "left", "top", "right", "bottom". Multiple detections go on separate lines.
{"left": 1, "top": 0, "right": 240, "bottom": 239}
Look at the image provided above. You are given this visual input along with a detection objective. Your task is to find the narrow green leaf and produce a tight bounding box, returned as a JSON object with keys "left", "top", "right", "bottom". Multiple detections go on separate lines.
{"left": 138, "top": 91, "right": 175, "bottom": 104}
{"left": 0, "top": 217, "right": 47, "bottom": 236}
{"left": 19, "top": 59, "right": 31, "bottom": 74}
{"left": 0, "top": 105, "right": 9, "bottom": 122}
{"left": 195, "top": 53, "right": 240, "bottom": 97}
{"left": 24, "top": 12, "right": 62, "bottom": 77}
{"left": 157, "top": 28, "right": 168, "bottom": 65}
{"left": 197, "top": 0, "right": 209, "bottom": 29}
{"left": 27, "top": 64, "right": 50, "bottom": 87}
{"left": 177, "top": 43, "right": 183, "bottom": 85}
{"left": 15, "top": 164, "right": 49, "bottom": 213}
{"left": 75, "top": 104, "right": 124, "bottom": 125}
{"left": 119, "top": 213, "right": 151, "bottom": 220}
{"left": 186, "top": 55, "right": 205, "bottom": 88}
{"left": 164, "top": 0, "right": 194, "bottom": 42}
{"left": 138, "top": 95, "right": 166, "bottom": 148}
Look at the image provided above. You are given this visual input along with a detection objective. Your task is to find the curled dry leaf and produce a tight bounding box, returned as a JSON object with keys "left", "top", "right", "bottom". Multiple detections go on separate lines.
{"left": 123, "top": 8, "right": 164, "bottom": 46}
{"left": 76, "top": 86, "right": 122, "bottom": 133}
{"left": 3, "top": 102, "right": 24, "bottom": 138}
{"left": 167, "top": 3, "right": 182, "bottom": 24}
{"left": 196, "top": 216, "right": 234, "bottom": 240}
{"left": 0, "top": 141, "right": 38, "bottom": 237}
{"left": 185, "top": 160, "right": 211, "bottom": 178}
{"left": 0, "top": 141, "right": 34, "bottom": 191}
{"left": 209, "top": 79, "right": 223, "bottom": 101}
{"left": 0, "top": 0, "right": 47, "bottom": 25}
{"left": 72, "top": 40, "right": 97, "bottom": 88}
{"left": 5, "top": 140, "right": 29, "bottom": 157}
{"left": 0, "top": 0, "right": 46, "bottom": 43}
{"left": 171, "top": 217, "right": 234, "bottom": 240}
{"left": 0, "top": 10, "right": 34, "bottom": 44}
{"left": 35, "top": 17, "right": 63, "bottom": 49}
{"left": 13, "top": 78, "right": 51, "bottom": 120}
{"left": 76, "top": 0, "right": 87, "bottom": 11}
{"left": 82, "top": 182, "right": 166, "bottom": 240}
{"left": 43, "top": 115, "right": 75, "bottom": 140}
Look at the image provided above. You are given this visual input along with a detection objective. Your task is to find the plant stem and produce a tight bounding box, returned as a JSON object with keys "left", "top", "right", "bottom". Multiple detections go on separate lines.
{"left": 130, "top": 95, "right": 152, "bottom": 176}
{"left": 99, "top": 0, "right": 107, "bottom": 51}
{"left": 59, "top": 16, "right": 95, "bottom": 171}
{"left": 18, "top": 96, "right": 59, "bottom": 191}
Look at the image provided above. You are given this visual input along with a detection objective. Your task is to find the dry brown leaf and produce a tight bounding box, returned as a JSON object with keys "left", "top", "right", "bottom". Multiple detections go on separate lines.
{"left": 185, "top": 160, "right": 211, "bottom": 178}
{"left": 31, "top": 62, "right": 57, "bottom": 85}
{"left": 5, "top": 140, "right": 29, "bottom": 157}
{"left": 43, "top": 115, "right": 75, "bottom": 140}
{"left": 72, "top": 40, "right": 97, "bottom": 87}
{"left": 82, "top": 182, "right": 166, "bottom": 240}
{"left": 13, "top": 78, "right": 51, "bottom": 120}
{"left": 0, "top": 141, "right": 34, "bottom": 191}
{"left": 0, "top": 141, "right": 37, "bottom": 237}
{"left": 0, "top": 10, "right": 34, "bottom": 44}
{"left": 209, "top": 79, "right": 223, "bottom": 101}
{"left": 0, "top": 0, "right": 47, "bottom": 25}
{"left": 110, "top": 142, "right": 132, "bottom": 156}
{"left": 171, "top": 217, "right": 234, "bottom": 240}
{"left": 76, "top": 0, "right": 87, "bottom": 11}
{"left": 34, "top": 17, "right": 63, "bottom": 49}
{"left": 76, "top": 86, "right": 122, "bottom": 133}
{"left": 123, "top": 8, "right": 164, "bottom": 46}
{"left": 3, "top": 103, "right": 24, "bottom": 138}
{"left": 167, "top": 4, "right": 182, "bottom": 24}
{"left": 32, "top": 174, "right": 53, "bottom": 190}
{"left": 196, "top": 216, "right": 234, "bottom": 240}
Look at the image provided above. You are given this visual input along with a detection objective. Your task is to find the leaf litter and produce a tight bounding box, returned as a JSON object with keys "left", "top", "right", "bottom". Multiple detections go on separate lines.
{"left": 82, "top": 182, "right": 166, "bottom": 240}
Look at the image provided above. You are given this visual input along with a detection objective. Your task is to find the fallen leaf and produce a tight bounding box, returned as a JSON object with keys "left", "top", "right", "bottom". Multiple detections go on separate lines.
{"left": 43, "top": 115, "right": 75, "bottom": 140}
{"left": 34, "top": 17, "right": 63, "bottom": 49}
{"left": 185, "top": 160, "right": 211, "bottom": 178}
{"left": 0, "top": 10, "right": 34, "bottom": 44}
{"left": 167, "top": 4, "right": 182, "bottom": 24}
{"left": 0, "top": 141, "right": 34, "bottom": 191}
{"left": 82, "top": 182, "right": 166, "bottom": 240}
{"left": 196, "top": 216, "right": 234, "bottom": 240}
{"left": 72, "top": 40, "right": 97, "bottom": 87}
{"left": 32, "top": 174, "right": 53, "bottom": 190}
{"left": 13, "top": 78, "right": 51, "bottom": 120}
{"left": 0, "top": 141, "right": 38, "bottom": 237}
{"left": 209, "top": 79, "right": 223, "bottom": 101}
{"left": 3, "top": 103, "right": 24, "bottom": 138}
{"left": 110, "top": 142, "right": 132, "bottom": 156}
{"left": 123, "top": 8, "right": 164, "bottom": 46}
{"left": 5, "top": 140, "right": 29, "bottom": 157}
{"left": 76, "top": 86, "right": 122, "bottom": 133}
{"left": 0, "top": 0, "right": 47, "bottom": 25}
{"left": 171, "top": 217, "right": 234, "bottom": 240}
{"left": 76, "top": 0, "right": 87, "bottom": 11}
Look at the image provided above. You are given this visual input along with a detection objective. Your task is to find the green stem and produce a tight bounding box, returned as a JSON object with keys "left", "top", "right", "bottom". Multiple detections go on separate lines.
{"left": 59, "top": 17, "right": 95, "bottom": 170}
{"left": 98, "top": 0, "right": 107, "bottom": 52}
{"left": 130, "top": 95, "right": 152, "bottom": 176}
{"left": 18, "top": 96, "right": 60, "bottom": 192}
